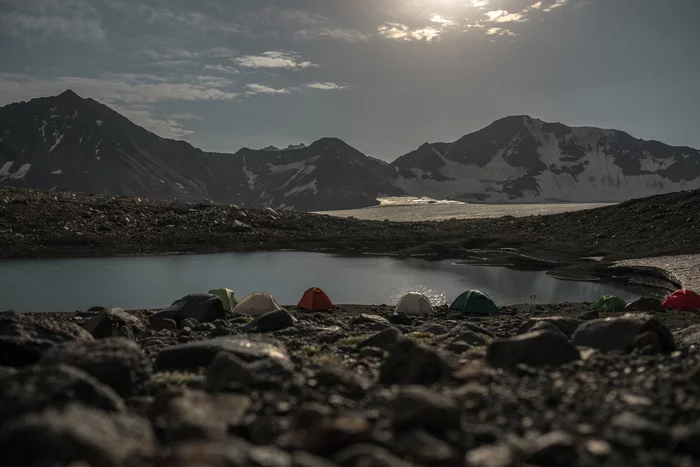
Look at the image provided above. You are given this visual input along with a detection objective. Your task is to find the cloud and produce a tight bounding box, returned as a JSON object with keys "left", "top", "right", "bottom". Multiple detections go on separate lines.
{"left": 543, "top": 0, "right": 568, "bottom": 12}
{"left": 471, "top": 0, "right": 489, "bottom": 7}
{"left": 378, "top": 22, "right": 443, "bottom": 42}
{"left": 142, "top": 48, "right": 200, "bottom": 61}
{"left": 109, "top": 104, "right": 195, "bottom": 139}
{"left": 203, "top": 64, "right": 240, "bottom": 75}
{"left": 530, "top": 2, "right": 543, "bottom": 9}
{"left": 306, "top": 82, "right": 349, "bottom": 90}
{"left": 234, "top": 51, "right": 315, "bottom": 69}
{"left": 0, "top": 0, "right": 105, "bottom": 41}
{"left": 429, "top": 15, "right": 456, "bottom": 27}
{"left": 486, "top": 28, "right": 517, "bottom": 36}
{"left": 296, "top": 28, "right": 370, "bottom": 43}
{"left": 246, "top": 84, "right": 289, "bottom": 95}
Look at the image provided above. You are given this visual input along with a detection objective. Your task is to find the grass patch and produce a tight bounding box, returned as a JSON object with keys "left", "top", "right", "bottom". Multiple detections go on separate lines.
{"left": 407, "top": 331, "right": 439, "bottom": 343}
{"left": 150, "top": 371, "right": 202, "bottom": 388}
{"left": 310, "top": 353, "right": 345, "bottom": 367}
{"left": 294, "top": 344, "right": 320, "bottom": 357}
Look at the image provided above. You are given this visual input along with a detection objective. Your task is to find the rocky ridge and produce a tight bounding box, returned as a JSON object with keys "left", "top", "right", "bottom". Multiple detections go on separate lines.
{"left": 3, "top": 302, "right": 700, "bottom": 466}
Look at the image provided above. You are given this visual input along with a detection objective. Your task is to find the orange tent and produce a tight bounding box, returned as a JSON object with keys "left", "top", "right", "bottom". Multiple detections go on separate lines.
{"left": 297, "top": 287, "right": 334, "bottom": 311}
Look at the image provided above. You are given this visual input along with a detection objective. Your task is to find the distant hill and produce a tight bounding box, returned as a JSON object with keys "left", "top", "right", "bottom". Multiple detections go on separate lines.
{"left": 1, "top": 91, "right": 699, "bottom": 209}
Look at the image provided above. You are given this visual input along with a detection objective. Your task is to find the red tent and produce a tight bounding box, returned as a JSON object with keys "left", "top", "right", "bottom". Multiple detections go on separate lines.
{"left": 297, "top": 287, "right": 334, "bottom": 311}
{"left": 662, "top": 289, "right": 700, "bottom": 311}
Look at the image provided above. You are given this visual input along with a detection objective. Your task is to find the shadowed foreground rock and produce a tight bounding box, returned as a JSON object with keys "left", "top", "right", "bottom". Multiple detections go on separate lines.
{"left": 572, "top": 314, "right": 675, "bottom": 353}
{"left": 486, "top": 330, "right": 581, "bottom": 369}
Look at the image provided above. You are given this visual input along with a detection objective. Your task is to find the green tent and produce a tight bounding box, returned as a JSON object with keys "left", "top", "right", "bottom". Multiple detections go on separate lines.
{"left": 590, "top": 295, "right": 626, "bottom": 312}
{"left": 450, "top": 290, "right": 499, "bottom": 315}
{"left": 208, "top": 288, "right": 239, "bottom": 312}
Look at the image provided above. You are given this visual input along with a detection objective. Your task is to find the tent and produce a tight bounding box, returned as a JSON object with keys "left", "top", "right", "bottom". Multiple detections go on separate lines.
{"left": 662, "top": 289, "right": 700, "bottom": 311}
{"left": 233, "top": 292, "right": 283, "bottom": 316}
{"left": 591, "top": 295, "right": 626, "bottom": 312}
{"left": 450, "top": 290, "right": 498, "bottom": 315}
{"left": 208, "top": 288, "right": 238, "bottom": 312}
{"left": 297, "top": 287, "right": 334, "bottom": 311}
{"left": 395, "top": 292, "right": 434, "bottom": 316}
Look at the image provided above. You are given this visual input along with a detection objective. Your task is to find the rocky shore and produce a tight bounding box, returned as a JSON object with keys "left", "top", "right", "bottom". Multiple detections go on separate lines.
{"left": 3, "top": 303, "right": 700, "bottom": 466}
{"left": 2, "top": 186, "right": 700, "bottom": 266}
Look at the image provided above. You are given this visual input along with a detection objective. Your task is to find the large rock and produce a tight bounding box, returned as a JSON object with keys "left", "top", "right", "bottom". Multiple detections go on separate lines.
{"left": 517, "top": 317, "right": 582, "bottom": 337}
{"left": 390, "top": 385, "right": 461, "bottom": 430}
{"left": 154, "top": 335, "right": 292, "bottom": 372}
{"left": 0, "top": 312, "right": 93, "bottom": 366}
{"left": 379, "top": 339, "right": 456, "bottom": 385}
{"left": 624, "top": 297, "right": 665, "bottom": 313}
{"left": 149, "top": 389, "right": 252, "bottom": 444}
{"left": 150, "top": 294, "right": 227, "bottom": 324}
{"left": 206, "top": 351, "right": 294, "bottom": 391}
{"left": 159, "top": 439, "right": 291, "bottom": 467}
{"left": 0, "top": 403, "right": 155, "bottom": 467}
{"left": 303, "top": 413, "right": 371, "bottom": 455}
{"left": 243, "top": 309, "right": 296, "bottom": 333}
{"left": 0, "top": 364, "right": 124, "bottom": 423}
{"left": 486, "top": 331, "right": 580, "bottom": 369}
{"left": 358, "top": 327, "right": 403, "bottom": 349}
{"left": 673, "top": 324, "right": 700, "bottom": 349}
{"left": 40, "top": 337, "right": 150, "bottom": 398}
{"left": 83, "top": 307, "right": 145, "bottom": 338}
{"left": 572, "top": 314, "right": 675, "bottom": 353}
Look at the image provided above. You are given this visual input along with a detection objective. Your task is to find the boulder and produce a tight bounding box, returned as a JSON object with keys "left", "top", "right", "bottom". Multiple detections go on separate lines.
{"left": 150, "top": 294, "right": 227, "bottom": 325}
{"left": 379, "top": 339, "right": 456, "bottom": 385}
{"left": 243, "top": 309, "right": 296, "bottom": 333}
{"left": 486, "top": 331, "right": 580, "bottom": 369}
{"left": 40, "top": 337, "right": 150, "bottom": 398}
{"left": 0, "top": 364, "right": 124, "bottom": 422}
{"left": 206, "top": 351, "right": 294, "bottom": 391}
{"left": 624, "top": 297, "right": 665, "bottom": 313}
{"left": 0, "top": 312, "right": 93, "bottom": 367}
{"left": 0, "top": 404, "right": 154, "bottom": 467}
{"left": 358, "top": 327, "right": 403, "bottom": 349}
{"left": 154, "top": 335, "right": 292, "bottom": 372}
{"left": 83, "top": 307, "right": 145, "bottom": 338}
{"left": 390, "top": 385, "right": 460, "bottom": 429}
{"left": 572, "top": 314, "right": 675, "bottom": 353}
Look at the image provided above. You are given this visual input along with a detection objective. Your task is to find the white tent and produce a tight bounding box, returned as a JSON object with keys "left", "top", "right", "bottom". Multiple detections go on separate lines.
{"left": 395, "top": 292, "right": 434, "bottom": 316}
{"left": 233, "top": 292, "right": 283, "bottom": 316}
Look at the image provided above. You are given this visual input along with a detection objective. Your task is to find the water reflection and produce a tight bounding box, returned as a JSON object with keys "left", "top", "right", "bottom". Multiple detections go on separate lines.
{"left": 0, "top": 252, "right": 641, "bottom": 312}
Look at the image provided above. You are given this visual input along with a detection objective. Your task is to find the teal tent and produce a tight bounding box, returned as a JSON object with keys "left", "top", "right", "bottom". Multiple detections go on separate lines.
{"left": 450, "top": 290, "right": 498, "bottom": 315}
{"left": 591, "top": 295, "right": 626, "bottom": 312}
{"left": 208, "top": 288, "right": 238, "bottom": 312}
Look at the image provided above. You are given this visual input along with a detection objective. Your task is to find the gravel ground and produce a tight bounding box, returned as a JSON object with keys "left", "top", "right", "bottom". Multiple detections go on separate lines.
{"left": 3, "top": 302, "right": 700, "bottom": 466}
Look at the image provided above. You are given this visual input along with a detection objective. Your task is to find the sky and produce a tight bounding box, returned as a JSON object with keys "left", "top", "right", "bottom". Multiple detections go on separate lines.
{"left": 1, "top": 0, "right": 699, "bottom": 160}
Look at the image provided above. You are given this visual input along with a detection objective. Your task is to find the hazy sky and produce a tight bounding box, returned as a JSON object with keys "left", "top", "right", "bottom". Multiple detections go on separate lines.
{"left": 1, "top": 0, "right": 698, "bottom": 160}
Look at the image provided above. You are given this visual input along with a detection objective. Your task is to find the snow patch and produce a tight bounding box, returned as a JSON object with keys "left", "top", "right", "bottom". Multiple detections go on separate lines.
{"left": 51, "top": 169, "right": 62, "bottom": 175}
{"left": 0, "top": 161, "right": 13, "bottom": 176}
{"left": 49, "top": 105, "right": 57, "bottom": 112}
{"left": 8, "top": 163, "right": 32, "bottom": 180}
{"left": 176, "top": 182, "right": 186, "bottom": 190}
{"left": 284, "top": 179, "right": 318, "bottom": 198}
{"left": 40, "top": 120, "right": 47, "bottom": 140}
{"left": 48, "top": 132, "right": 64, "bottom": 153}
{"left": 242, "top": 156, "right": 257, "bottom": 189}
{"left": 96, "top": 120, "right": 103, "bottom": 127}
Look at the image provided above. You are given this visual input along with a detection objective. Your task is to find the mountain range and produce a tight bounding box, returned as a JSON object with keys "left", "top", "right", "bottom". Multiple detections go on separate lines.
{"left": 1, "top": 90, "right": 699, "bottom": 211}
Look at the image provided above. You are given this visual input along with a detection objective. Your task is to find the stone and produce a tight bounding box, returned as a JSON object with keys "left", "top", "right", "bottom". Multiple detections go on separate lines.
{"left": 517, "top": 317, "right": 582, "bottom": 337}
{"left": 334, "top": 443, "right": 417, "bottom": 467}
{"left": 182, "top": 317, "right": 200, "bottom": 329}
{"left": 624, "top": 297, "right": 665, "bottom": 313}
{"left": 83, "top": 307, "right": 145, "bottom": 338}
{"left": 154, "top": 335, "right": 292, "bottom": 372}
{"left": 390, "top": 385, "right": 460, "bottom": 430}
{"left": 572, "top": 314, "right": 675, "bottom": 353}
{"left": 358, "top": 327, "right": 403, "bottom": 349}
{"left": 449, "top": 330, "right": 489, "bottom": 347}
{"left": 149, "top": 317, "right": 177, "bottom": 332}
{"left": 0, "top": 364, "right": 124, "bottom": 422}
{"left": 486, "top": 331, "right": 580, "bottom": 369}
{"left": 388, "top": 313, "right": 413, "bottom": 326}
{"left": 0, "top": 312, "right": 93, "bottom": 367}
{"left": 243, "top": 309, "right": 296, "bottom": 333}
{"left": 205, "top": 351, "right": 293, "bottom": 391}
{"left": 149, "top": 389, "right": 251, "bottom": 443}
{"left": 465, "top": 444, "right": 516, "bottom": 467}
{"left": 414, "top": 323, "right": 450, "bottom": 335}
{"left": 292, "top": 451, "right": 340, "bottom": 467}
{"left": 352, "top": 314, "right": 391, "bottom": 326}
{"left": 379, "top": 339, "right": 456, "bottom": 385}
{"left": 578, "top": 310, "right": 600, "bottom": 321}
{"left": 607, "top": 411, "right": 670, "bottom": 447}
{"left": 395, "top": 429, "right": 460, "bottom": 465}
{"left": 526, "top": 431, "right": 577, "bottom": 467}
{"left": 314, "top": 365, "right": 373, "bottom": 393}
{"left": 0, "top": 404, "right": 155, "bottom": 467}
{"left": 672, "top": 425, "right": 700, "bottom": 457}
{"left": 40, "top": 337, "right": 150, "bottom": 398}
{"left": 673, "top": 324, "right": 700, "bottom": 348}
{"left": 304, "top": 413, "right": 371, "bottom": 455}
{"left": 526, "top": 321, "right": 567, "bottom": 337}
{"left": 150, "top": 293, "right": 227, "bottom": 325}
{"left": 158, "top": 439, "right": 290, "bottom": 467}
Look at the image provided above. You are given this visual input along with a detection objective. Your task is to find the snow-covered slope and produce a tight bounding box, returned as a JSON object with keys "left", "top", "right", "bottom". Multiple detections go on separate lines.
{"left": 392, "top": 116, "right": 700, "bottom": 203}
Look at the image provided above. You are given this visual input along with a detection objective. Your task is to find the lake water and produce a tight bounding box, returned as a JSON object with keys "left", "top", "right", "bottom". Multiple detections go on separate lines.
{"left": 0, "top": 252, "right": 642, "bottom": 312}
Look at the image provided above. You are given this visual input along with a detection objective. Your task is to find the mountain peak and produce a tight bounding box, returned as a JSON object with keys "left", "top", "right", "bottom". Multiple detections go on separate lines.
{"left": 57, "top": 89, "right": 83, "bottom": 101}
